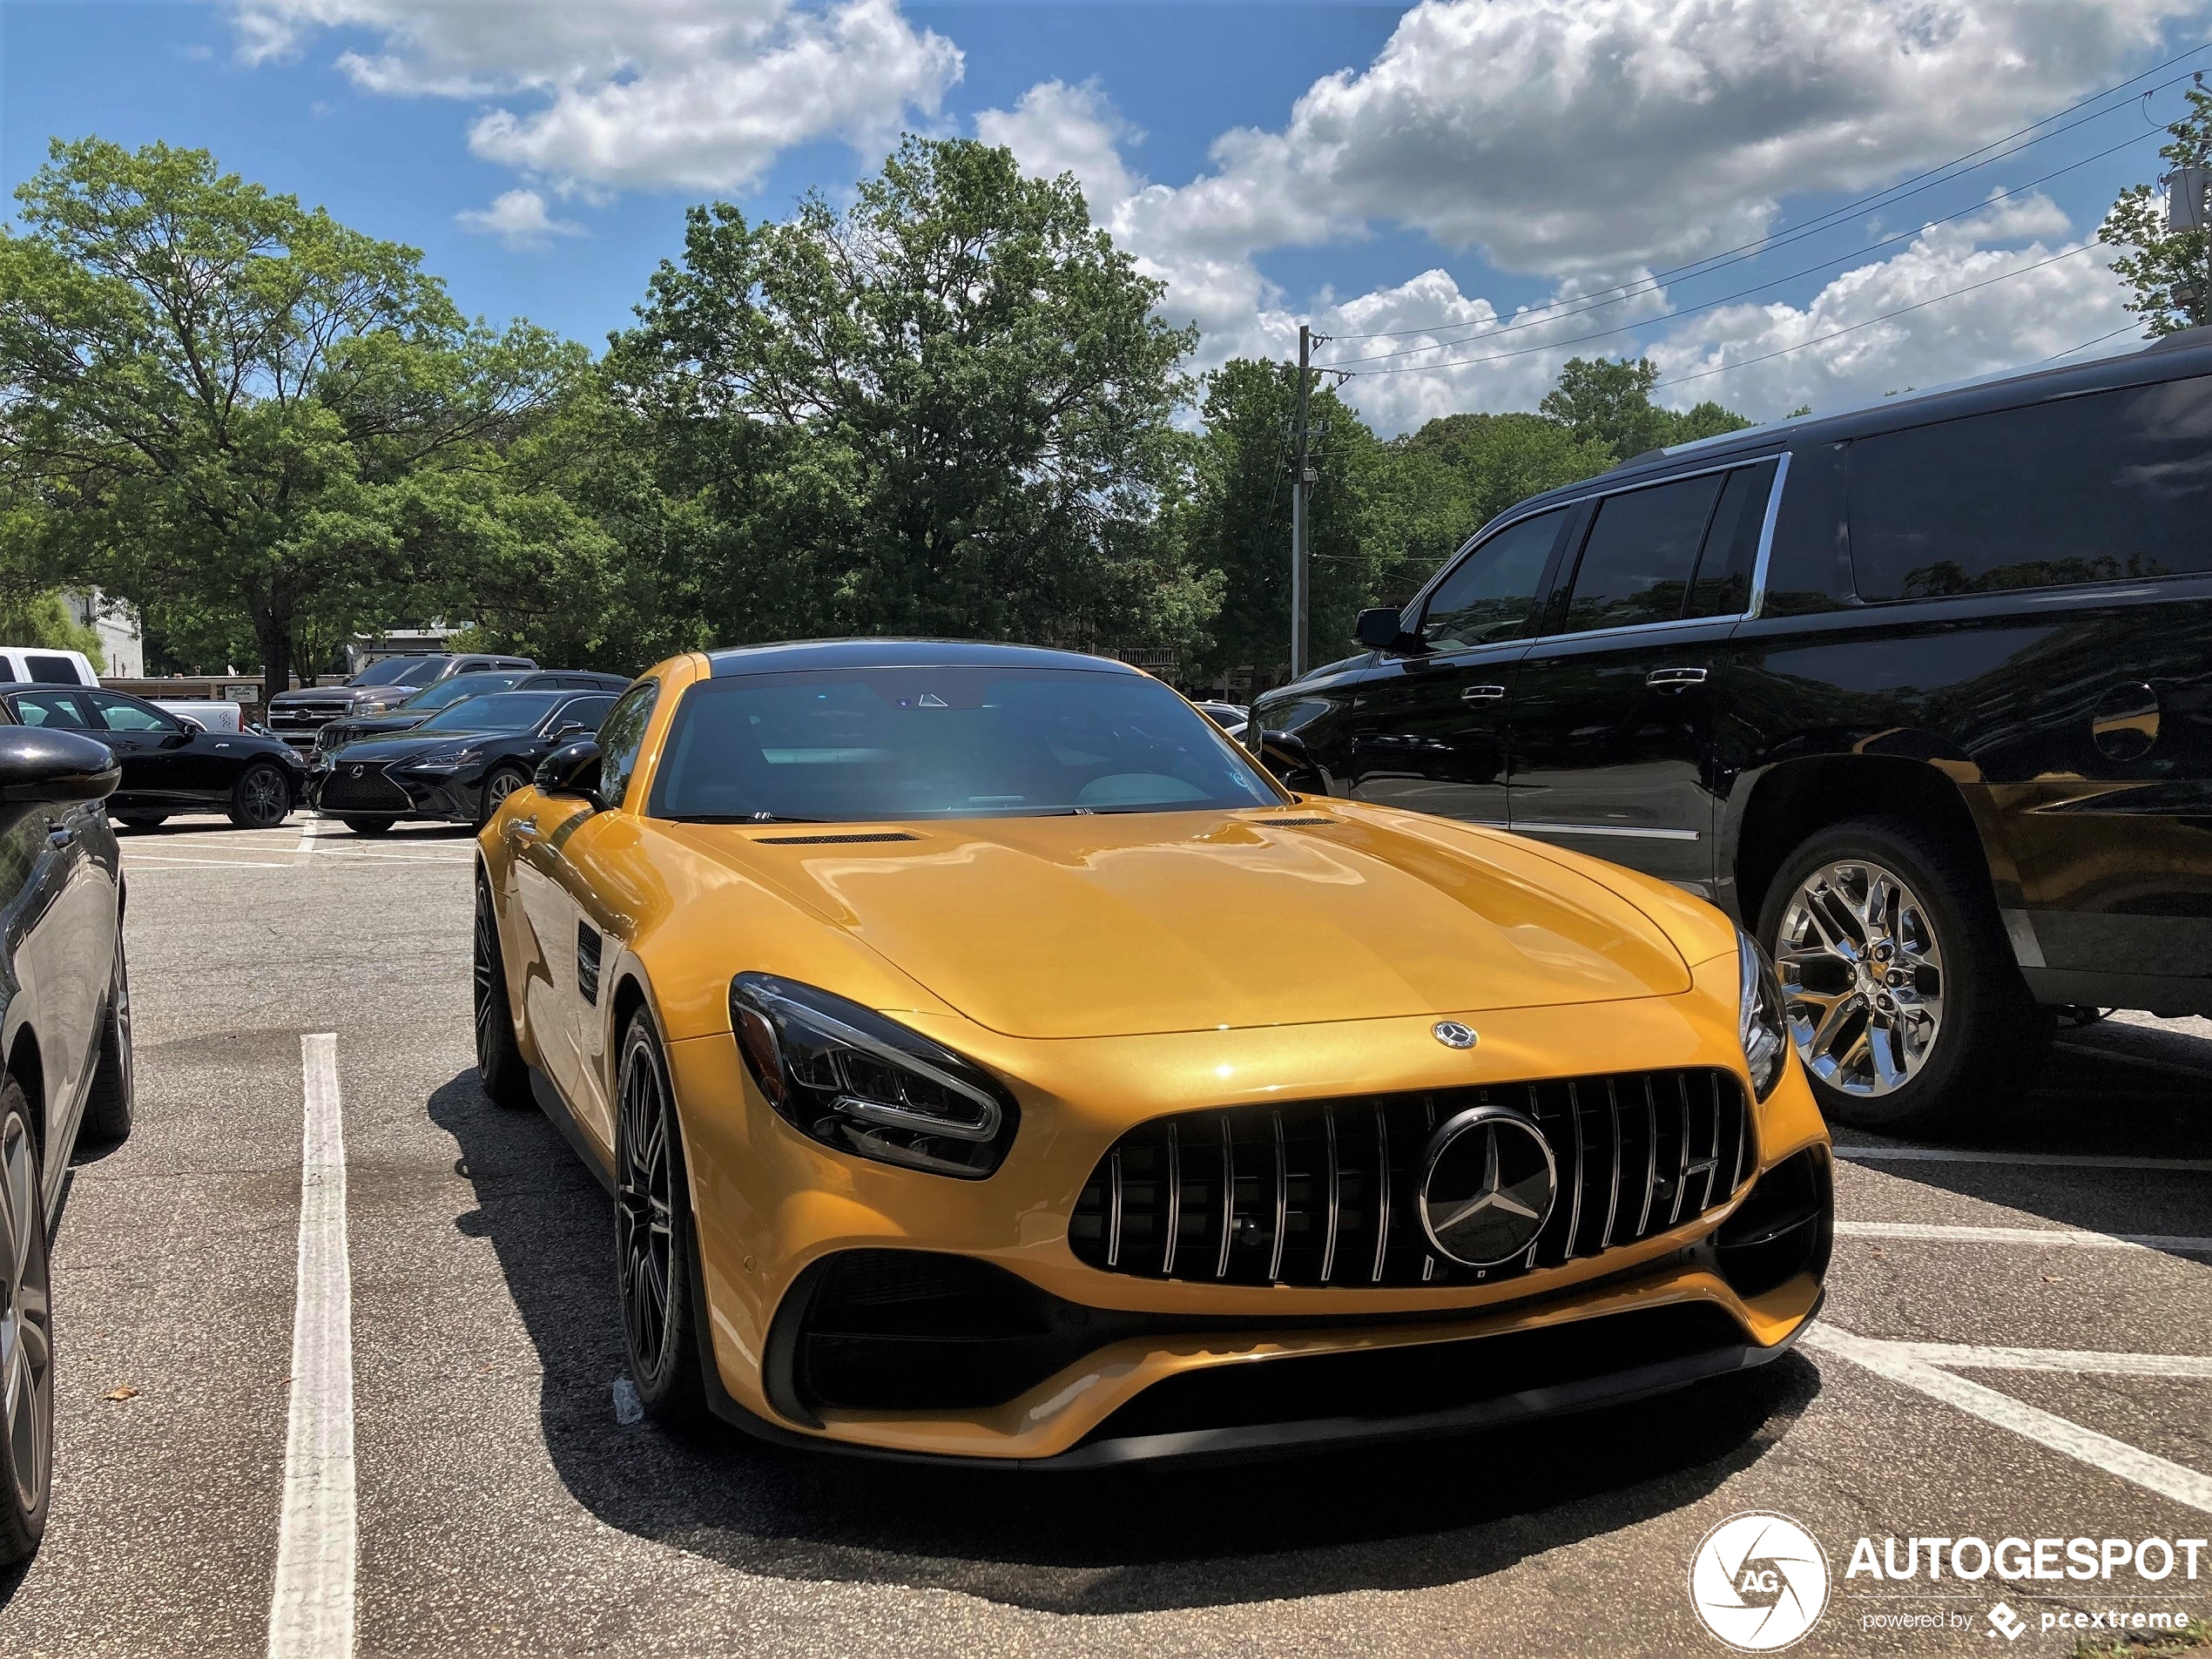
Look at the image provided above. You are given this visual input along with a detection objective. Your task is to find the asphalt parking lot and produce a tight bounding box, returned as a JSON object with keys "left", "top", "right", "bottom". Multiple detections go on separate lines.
{"left": 1, "top": 813, "right": 2206, "bottom": 1658}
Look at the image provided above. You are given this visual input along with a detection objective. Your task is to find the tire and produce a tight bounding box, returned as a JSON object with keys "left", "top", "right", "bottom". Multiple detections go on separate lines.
{"left": 81, "top": 931, "right": 134, "bottom": 1144}
{"left": 476, "top": 765, "right": 532, "bottom": 829}
{"left": 472, "top": 875, "right": 531, "bottom": 1110}
{"left": 341, "top": 816, "right": 393, "bottom": 837}
{"left": 112, "top": 813, "right": 166, "bottom": 832}
{"left": 614, "top": 1014, "right": 707, "bottom": 1426}
{"left": 0, "top": 1076, "right": 54, "bottom": 1566}
{"left": 1757, "top": 815, "right": 2048, "bottom": 1133}
{"left": 227, "top": 762, "right": 291, "bottom": 830}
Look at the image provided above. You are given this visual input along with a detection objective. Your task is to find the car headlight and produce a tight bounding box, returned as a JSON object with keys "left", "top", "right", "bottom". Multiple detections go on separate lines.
{"left": 729, "top": 973, "right": 1017, "bottom": 1178}
{"left": 1737, "top": 927, "right": 1789, "bottom": 1102}
{"left": 408, "top": 745, "right": 481, "bottom": 773}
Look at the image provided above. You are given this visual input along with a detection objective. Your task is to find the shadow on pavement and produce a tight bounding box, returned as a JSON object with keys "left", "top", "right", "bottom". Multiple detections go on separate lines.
{"left": 428, "top": 1071, "right": 1815, "bottom": 1615}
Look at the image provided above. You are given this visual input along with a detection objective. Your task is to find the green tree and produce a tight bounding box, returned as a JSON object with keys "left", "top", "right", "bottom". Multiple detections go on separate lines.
{"left": 612, "top": 138, "right": 1216, "bottom": 655}
{"left": 1180, "top": 359, "right": 1381, "bottom": 684}
{"left": 1539, "top": 356, "right": 1750, "bottom": 463}
{"left": 0, "top": 138, "right": 579, "bottom": 703}
{"left": 2101, "top": 84, "right": 2212, "bottom": 334}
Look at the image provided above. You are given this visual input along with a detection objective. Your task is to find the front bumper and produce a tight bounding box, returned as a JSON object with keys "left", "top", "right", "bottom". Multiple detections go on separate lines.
{"left": 659, "top": 949, "right": 1834, "bottom": 1463}
{"left": 305, "top": 759, "right": 484, "bottom": 822}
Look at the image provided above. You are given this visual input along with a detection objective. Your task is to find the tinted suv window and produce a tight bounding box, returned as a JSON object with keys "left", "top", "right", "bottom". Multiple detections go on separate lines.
{"left": 1418, "top": 508, "right": 1569, "bottom": 651}
{"left": 24, "top": 655, "right": 80, "bottom": 684}
{"left": 1561, "top": 473, "right": 1724, "bottom": 634}
{"left": 1849, "top": 377, "right": 2212, "bottom": 601}
{"left": 1685, "top": 460, "right": 1777, "bottom": 619}
{"left": 595, "top": 682, "right": 658, "bottom": 809}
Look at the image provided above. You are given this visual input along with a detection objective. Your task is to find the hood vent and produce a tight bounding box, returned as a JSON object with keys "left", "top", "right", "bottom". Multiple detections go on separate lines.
{"left": 753, "top": 831, "right": 920, "bottom": 846}
{"left": 1259, "top": 816, "right": 1336, "bottom": 827}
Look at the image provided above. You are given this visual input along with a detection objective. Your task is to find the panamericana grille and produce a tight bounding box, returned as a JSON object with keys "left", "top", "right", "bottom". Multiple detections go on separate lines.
{"left": 1069, "top": 1069, "right": 1751, "bottom": 1289}
{"left": 318, "top": 763, "right": 411, "bottom": 813}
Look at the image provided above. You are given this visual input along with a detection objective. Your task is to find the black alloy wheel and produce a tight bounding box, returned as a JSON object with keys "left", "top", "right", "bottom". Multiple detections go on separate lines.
{"left": 82, "top": 930, "right": 135, "bottom": 1143}
{"left": 471, "top": 875, "right": 530, "bottom": 1109}
{"left": 341, "top": 816, "right": 393, "bottom": 837}
{"left": 0, "top": 1078, "right": 52, "bottom": 1565}
{"left": 614, "top": 1015, "right": 705, "bottom": 1424}
{"left": 477, "top": 765, "right": 531, "bottom": 829}
{"left": 1758, "top": 814, "right": 2050, "bottom": 1133}
{"left": 229, "top": 762, "right": 291, "bottom": 830}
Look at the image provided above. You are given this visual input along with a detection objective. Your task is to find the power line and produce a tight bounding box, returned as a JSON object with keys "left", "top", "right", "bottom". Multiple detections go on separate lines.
{"left": 1646, "top": 244, "right": 2097, "bottom": 389}
{"left": 1323, "top": 126, "right": 2158, "bottom": 374}
{"left": 2037, "top": 320, "right": 2148, "bottom": 361}
{"left": 1323, "top": 44, "right": 2210, "bottom": 346}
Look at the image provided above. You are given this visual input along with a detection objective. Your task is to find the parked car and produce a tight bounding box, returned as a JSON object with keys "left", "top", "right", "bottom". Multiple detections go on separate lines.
{"left": 1191, "top": 699, "right": 1250, "bottom": 739}
{"left": 0, "top": 647, "right": 98, "bottom": 688}
{"left": 309, "top": 688, "right": 619, "bottom": 832}
{"left": 311, "top": 669, "right": 631, "bottom": 758}
{"left": 0, "top": 685, "right": 305, "bottom": 829}
{"left": 1253, "top": 334, "right": 2212, "bottom": 1132}
{"left": 472, "top": 641, "right": 1830, "bottom": 1465}
{"left": 0, "top": 724, "right": 134, "bottom": 1563}
{"left": 264, "top": 652, "right": 538, "bottom": 749}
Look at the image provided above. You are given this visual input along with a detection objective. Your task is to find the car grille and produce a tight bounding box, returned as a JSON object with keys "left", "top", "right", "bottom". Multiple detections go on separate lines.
{"left": 270, "top": 701, "right": 355, "bottom": 730}
{"left": 1068, "top": 1068, "right": 1752, "bottom": 1290}
{"left": 318, "top": 763, "right": 411, "bottom": 813}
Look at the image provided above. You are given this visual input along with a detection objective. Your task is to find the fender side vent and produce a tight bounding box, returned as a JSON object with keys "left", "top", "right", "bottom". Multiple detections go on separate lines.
{"left": 753, "top": 832, "right": 919, "bottom": 846}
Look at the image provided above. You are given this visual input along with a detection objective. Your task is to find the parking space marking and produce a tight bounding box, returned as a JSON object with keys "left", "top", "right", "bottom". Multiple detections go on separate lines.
{"left": 1838, "top": 1145, "right": 2212, "bottom": 1173}
{"left": 1850, "top": 1341, "right": 2212, "bottom": 1379}
{"left": 123, "top": 855, "right": 295, "bottom": 870}
{"left": 294, "top": 816, "right": 320, "bottom": 858}
{"left": 268, "top": 1034, "right": 355, "bottom": 1659}
{"left": 1804, "top": 1324, "right": 2212, "bottom": 1516}
{"left": 1837, "top": 1221, "right": 2212, "bottom": 1253}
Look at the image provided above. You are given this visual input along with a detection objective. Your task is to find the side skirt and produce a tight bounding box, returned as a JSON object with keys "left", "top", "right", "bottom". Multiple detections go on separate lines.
{"left": 527, "top": 1065, "right": 612, "bottom": 1193}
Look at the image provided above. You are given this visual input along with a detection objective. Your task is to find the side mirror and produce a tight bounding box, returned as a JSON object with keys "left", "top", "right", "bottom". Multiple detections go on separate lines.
{"left": 536, "top": 738, "right": 604, "bottom": 806}
{"left": 1258, "top": 731, "right": 1314, "bottom": 783}
{"left": 0, "top": 728, "right": 120, "bottom": 805}
{"left": 159, "top": 729, "right": 195, "bottom": 748}
{"left": 1356, "top": 606, "right": 1413, "bottom": 651}
{"left": 554, "top": 721, "right": 587, "bottom": 738}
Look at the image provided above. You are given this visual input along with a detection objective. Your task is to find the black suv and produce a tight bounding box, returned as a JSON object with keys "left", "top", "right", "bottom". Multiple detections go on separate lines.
{"left": 1256, "top": 334, "right": 2212, "bottom": 1131}
{"left": 265, "top": 652, "right": 537, "bottom": 749}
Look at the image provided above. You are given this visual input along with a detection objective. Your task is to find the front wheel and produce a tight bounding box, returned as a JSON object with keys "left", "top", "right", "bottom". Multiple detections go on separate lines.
{"left": 1758, "top": 815, "right": 2048, "bottom": 1133}
{"left": 228, "top": 762, "right": 291, "bottom": 830}
{"left": 476, "top": 765, "right": 531, "bottom": 828}
{"left": 0, "top": 1077, "right": 53, "bottom": 1566}
{"left": 614, "top": 1015, "right": 706, "bottom": 1426}
{"left": 472, "top": 875, "right": 530, "bottom": 1109}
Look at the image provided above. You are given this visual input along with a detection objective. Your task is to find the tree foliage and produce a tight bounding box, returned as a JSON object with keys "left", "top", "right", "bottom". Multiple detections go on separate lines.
{"left": 1540, "top": 356, "right": 1750, "bottom": 464}
{"left": 2101, "top": 84, "right": 2212, "bottom": 335}
{"left": 611, "top": 138, "right": 1217, "bottom": 656}
{"left": 0, "top": 138, "right": 581, "bottom": 695}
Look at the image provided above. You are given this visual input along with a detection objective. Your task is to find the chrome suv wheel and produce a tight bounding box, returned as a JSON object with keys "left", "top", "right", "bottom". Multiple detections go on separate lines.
{"left": 1775, "top": 859, "right": 1945, "bottom": 1097}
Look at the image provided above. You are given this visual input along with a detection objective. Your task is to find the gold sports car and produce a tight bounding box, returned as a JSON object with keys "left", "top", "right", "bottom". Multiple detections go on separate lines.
{"left": 474, "top": 641, "right": 1832, "bottom": 1464}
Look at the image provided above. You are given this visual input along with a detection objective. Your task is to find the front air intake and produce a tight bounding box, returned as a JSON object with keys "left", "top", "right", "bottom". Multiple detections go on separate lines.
{"left": 1069, "top": 1069, "right": 1752, "bottom": 1291}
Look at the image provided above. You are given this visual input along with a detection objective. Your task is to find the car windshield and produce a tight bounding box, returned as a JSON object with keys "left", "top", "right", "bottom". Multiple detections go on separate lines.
{"left": 415, "top": 691, "right": 563, "bottom": 733}
{"left": 400, "top": 673, "right": 523, "bottom": 711}
{"left": 352, "top": 658, "right": 427, "bottom": 686}
{"left": 648, "top": 668, "right": 1286, "bottom": 822}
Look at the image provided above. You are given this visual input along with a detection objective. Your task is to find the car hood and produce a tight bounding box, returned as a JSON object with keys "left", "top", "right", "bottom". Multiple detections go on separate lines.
{"left": 333, "top": 729, "right": 505, "bottom": 763}
{"left": 666, "top": 807, "right": 1696, "bottom": 1040}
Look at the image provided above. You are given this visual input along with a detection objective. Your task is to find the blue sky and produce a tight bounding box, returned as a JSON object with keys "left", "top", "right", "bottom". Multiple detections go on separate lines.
{"left": 6, "top": 1, "right": 2208, "bottom": 429}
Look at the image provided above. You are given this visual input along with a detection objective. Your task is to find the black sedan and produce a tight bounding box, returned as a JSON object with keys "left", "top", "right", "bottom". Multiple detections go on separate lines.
{"left": 0, "top": 725, "right": 134, "bottom": 1563}
{"left": 311, "top": 669, "right": 630, "bottom": 759}
{"left": 0, "top": 685, "right": 305, "bottom": 830}
{"left": 309, "top": 689, "right": 618, "bottom": 833}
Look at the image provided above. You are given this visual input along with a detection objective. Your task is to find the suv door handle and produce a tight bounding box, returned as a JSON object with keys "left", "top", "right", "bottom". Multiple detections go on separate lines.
{"left": 1646, "top": 667, "right": 1709, "bottom": 689}
{"left": 1460, "top": 685, "right": 1507, "bottom": 702}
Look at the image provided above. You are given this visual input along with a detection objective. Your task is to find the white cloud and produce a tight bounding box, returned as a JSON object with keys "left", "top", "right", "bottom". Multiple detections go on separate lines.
{"left": 230, "top": 0, "right": 961, "bottom": 195}
{"left": 977, "top": 79, "right": 1139, "bottom": 213}
{"left": 455, "top": 188, "right": 586, "bottom": 252}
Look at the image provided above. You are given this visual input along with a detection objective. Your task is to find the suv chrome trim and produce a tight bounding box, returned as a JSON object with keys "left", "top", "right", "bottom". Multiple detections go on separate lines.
{"left": 1743, "top": 448, "right": 1791, "bottom": 620}
{"left": 1515, "top": 821, "right": 1701, "bottom": 842}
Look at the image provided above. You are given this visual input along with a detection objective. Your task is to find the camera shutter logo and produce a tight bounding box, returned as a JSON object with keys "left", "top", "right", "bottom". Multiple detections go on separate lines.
{"left": 1688, "top": 1511, "right": 1830, "bottom": 1651}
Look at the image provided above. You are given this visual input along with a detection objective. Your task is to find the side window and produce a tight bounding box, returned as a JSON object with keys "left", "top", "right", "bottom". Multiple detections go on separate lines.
{"left": 1559, "top": 474, "right": 1725, "bottom": 635}
{"left": 1684, "top": 460, "right": 1778, "bottom": 619}
{"left": 554, "top": 696, "right": 617, "bottom": 734}
{"left": 11, "top": 692, "right": 89, "bottom": 728}
{"left": 1849, "top": 377, "right": 2212, "bottom": 601}
{"left": 594, "top": 682, "right": 659, "bottom": 809}
{"left": 25, "top": 654, "right": 81, "bottom": 685}
{"left": 82, "top": 692, "right": 179, "bottom": 732}
{"left": 1417, "top": 508, "right": 1570, "bottom": 651}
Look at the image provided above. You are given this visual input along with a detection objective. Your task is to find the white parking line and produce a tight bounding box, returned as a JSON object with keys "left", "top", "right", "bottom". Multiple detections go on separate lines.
{"left": 123, "top": 856, "right": 294, "bottom": 870}
{"left": 1837, "top": 1221, "right": 2212, "bottom": 1253}
{"left": 1837, "top": 1145, "right": 2212, "bottom": 1173}
{"left": 1855, "top": 1341, "right": 2212, "bottom": 1379}
{"left": 1804, "top": 1324, "right": 2212, "bottom": 1515}
{"left": 268, "top": 1034, "right": 354, "bottom": 1659}
{"left": 294, "top": 816, "right": 320, "bottom": 858}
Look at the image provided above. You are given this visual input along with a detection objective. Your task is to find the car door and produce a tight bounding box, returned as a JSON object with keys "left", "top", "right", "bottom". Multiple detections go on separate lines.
{"left": 1345, "top": 505, "right": 1577, "bottom": 824}
{"left": 1506, "top": 460, "right": 1779, "bottom": 892}
{"left": 79, "top": 691, "right": 202, "bottom": 804}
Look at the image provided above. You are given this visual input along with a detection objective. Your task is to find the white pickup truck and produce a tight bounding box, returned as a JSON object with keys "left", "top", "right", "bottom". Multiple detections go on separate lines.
{"left": 0, "top": 646, "right": 246, "bottom": 732}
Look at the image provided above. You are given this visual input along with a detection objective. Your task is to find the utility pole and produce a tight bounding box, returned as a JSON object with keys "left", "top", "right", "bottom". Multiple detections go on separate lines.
{"left": 1289, "top": 323, "right": 1317, "bottom": 681}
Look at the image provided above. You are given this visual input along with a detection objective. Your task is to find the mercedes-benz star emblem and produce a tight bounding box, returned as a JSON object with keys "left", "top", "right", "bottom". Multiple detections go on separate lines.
{"left": 1432, "top": 1021, "right": 1479, "bottom": 1049}
{"left": 1418, "top": 1106, "right": 1557, "bottom": 1266}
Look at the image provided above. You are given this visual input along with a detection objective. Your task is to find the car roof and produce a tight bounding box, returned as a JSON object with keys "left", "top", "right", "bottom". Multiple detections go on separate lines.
{"left": 703, "top": 639, "right": 1143, "bottom": 678}
{"left": 1488, "top": 332, "right": 2212, "bottom": 528}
